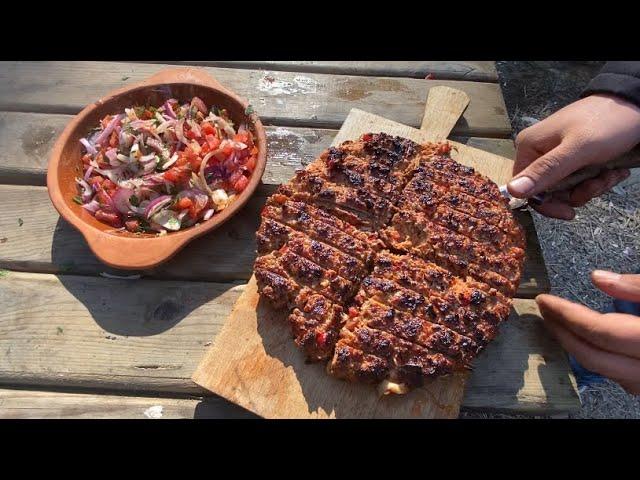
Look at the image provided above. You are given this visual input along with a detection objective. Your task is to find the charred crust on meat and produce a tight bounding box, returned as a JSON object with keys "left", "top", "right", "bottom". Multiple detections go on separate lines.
{"left": 254, "top": 133, "right": 525, "bottom": 392}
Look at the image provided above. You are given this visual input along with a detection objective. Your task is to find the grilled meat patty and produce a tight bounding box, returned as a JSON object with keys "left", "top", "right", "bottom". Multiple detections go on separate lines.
{"left": 253, "top": 132, "right": 525, "bottom": 392}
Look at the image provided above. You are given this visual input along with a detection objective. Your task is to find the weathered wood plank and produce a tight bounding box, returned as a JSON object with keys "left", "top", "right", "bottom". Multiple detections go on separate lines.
{"left": 0, "top": 271, "right": 579, "bottom": 414}
{"left": 143, "top": 61, "right": 499, "bottom": 82}
{"left": 0, "top": 388, "right": 256, "bottom": 419}
{"left": 0, "top": 62, "right": 511, "bottom": 137}
{"left": 0, "top": 184, "right": 549, "bottom": 296}
{"left": 0, "top": 111, "right": 516, "bottom": 186}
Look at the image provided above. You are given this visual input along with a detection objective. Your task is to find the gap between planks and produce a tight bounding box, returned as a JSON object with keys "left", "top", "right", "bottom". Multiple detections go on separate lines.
{"left": 0, "top": 271, "right": 579, "bottom": 415}
{"left": 135, "top": 61, "right": 500, "bottom": 82}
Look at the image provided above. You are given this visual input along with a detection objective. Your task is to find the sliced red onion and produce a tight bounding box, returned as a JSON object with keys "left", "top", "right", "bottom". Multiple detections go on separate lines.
{"left": 80, "top": 137, "right": 97, "bottom": 155}
{"left": 177, "top": 210, "right": 189, "bottom": 222}
{"left": 84, "top": 165, "right": 94, "bottom": 181}
{"left": 163, "top": 100, "right": 177, "bottom": 119}
{"left": 112, "top": 187, "right": 134, "bottom": 215}
{"left": 76, "top": 177, "right": 93, "bottom": 202}
{"left": 145, "top": 137, "right": 165, "bottom": 153}
{"left": 142, "top": 161, "right": 157, "bottom": 174}
{"left": 95, "top": 166, "right": 126, "bottom": 183}
{"left": 97, "top": 187, "right": 116, "bottom": 212}
{"left": 175, "top": 119, "right": 188, "bottom": 144}
{"left": 203, "top": 208, "right": 214, "bottom": 221}
{"left": 191, "top": 97, "right": 208, "bottom": 114}
{"left": 94, "top": 114, "right": 123, "bottom": 147}
{"left": 105, "top": 148, "right": 118, "bottom": 162}
{"left": 139, "top": 153, "right": 157, "bottom": 163}
{"left": 81, "top": 199, "right": 101, "bottom": 213}
{"left": 119, "top": 130, "right": 134, "bottom": 149}
{"left": 161, "top": 153, "right": 178, "bottom": 170}
{"left": 144, "top": 195, "right": 173, "bottom": 219}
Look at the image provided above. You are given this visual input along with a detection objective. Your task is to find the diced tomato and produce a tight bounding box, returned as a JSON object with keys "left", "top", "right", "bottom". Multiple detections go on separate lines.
{"left": 109, "top": 131, "right": 118, "bottom": 148}
{"left": 125, "top": 219, "right": 140, "bottom": 232}
{"left": 244, "top": 155, "right": 257, "bottom": 173}
{"left": 102, "top": 179, "right": 117, "bottom": 191}
{"left": 164, "top": 166, "right": 191, "bottom": 185}
{"left": 100, "top": 115, "right": 112, "bottom": 129}
{"left": 142, "top": 109, "right": 153, "bottom": 120}
{"left": 361, "top": 133, "right": 373, "bottom": 142}
{"left": 316, "top": 331, "right": 327, "bottom": 348}
{"left": 201, "top": 122, "right": 215, "bottom": 136}
{"left": 206, "top": 134, "right": 220, "bottom": 150}
{"left": 95, "top": 209, "right": 122, "bottom": 228}
{"left": 177, "top": 197, "right": 193, "bottom": 210}
{"left": 348, "top": 307, "right": 359, "bottom": 318}
{"left": 88, "top": 176, "right": 104, "bottom": 188}
{"left": 222, "top": 143, "right": 234, "bottom": 156}
{"left": 233, "top": 174, "right": 249, "bottom": 192}
{"left": 185, "top": 128, "right": 198, "bottom": 140}
{"left": 233, "top": 132, "right": 250, "bottom": 145}
{"left": 176, "top": 154, "right": 189, "bottom": 167}
{"left": 200, "top": 142, "right": 210, "bottom": 155}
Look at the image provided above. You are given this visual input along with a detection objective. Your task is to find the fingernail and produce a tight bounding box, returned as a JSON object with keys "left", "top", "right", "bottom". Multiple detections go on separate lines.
{"left": 508, "top": 176, "right": 535, "bottom": 196}
{"left": 592, "top": 270, "right": 621, "bottom": 283}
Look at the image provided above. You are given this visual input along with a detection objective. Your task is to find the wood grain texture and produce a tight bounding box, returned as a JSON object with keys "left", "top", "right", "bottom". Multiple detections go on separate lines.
{"left": 0, "top": 271, "right": 578, "bottom": 414}
{"left": 420, "top": 86, "right": 470, "bottom": 140}
{"left": 0, "top": 62, "right": 511, "bottom": 137}
{"left": 0, "top": 270, "right": 243, "bottom": 394}
{"left": 0, "top": 111, "right": 516, "bottom": 187}
{"left": 0, "top": 388, "right": 256, "bottom": 419}
{"left": 142, "top": 61, "right": 499, "bottom": 82}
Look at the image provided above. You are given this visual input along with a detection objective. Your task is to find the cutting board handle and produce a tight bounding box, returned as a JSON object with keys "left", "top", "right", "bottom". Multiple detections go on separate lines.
{"left": 420, "top": 86, "right": 470, "bottom": 141}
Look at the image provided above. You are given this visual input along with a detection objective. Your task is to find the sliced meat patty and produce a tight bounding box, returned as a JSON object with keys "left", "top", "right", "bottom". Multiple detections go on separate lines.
{"left": 254, "top": 132, "right": 525, "bottom": 394}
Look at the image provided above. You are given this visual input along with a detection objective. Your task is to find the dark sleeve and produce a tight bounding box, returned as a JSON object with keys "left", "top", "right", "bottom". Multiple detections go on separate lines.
{"left": 582, "top": 62, "right": 640, "bottom": 108}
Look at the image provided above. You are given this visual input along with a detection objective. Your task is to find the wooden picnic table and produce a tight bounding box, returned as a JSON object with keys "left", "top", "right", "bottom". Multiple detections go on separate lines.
{"left": 0, "top": 61, "right": 580, "bottom": 418}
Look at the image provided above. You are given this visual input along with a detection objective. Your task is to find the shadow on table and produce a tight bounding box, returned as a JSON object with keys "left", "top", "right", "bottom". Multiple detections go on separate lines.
{"left": 463, "top": 311, "right": 578, "bottom": 415}
{"left": 50, "top": 218, "right": 234, "bottom": 337}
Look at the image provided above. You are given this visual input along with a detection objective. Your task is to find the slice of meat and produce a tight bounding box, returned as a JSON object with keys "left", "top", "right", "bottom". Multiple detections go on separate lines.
{"left": 328, "top": 343, "right": 391, "bottom": 384}
{"left": 382, "top": 209, "right": 524, "bottom": 284}
{"left": 402, "top": 172, "right": 525, "bottom": 241}
{"left": 257, "top": 223, "right": 368, "bottom": 283}
{"left": 287, "top": 170, "right": 394, "bottom": 227}
{"left": 256, "top": 250, "right": 356, "bottom": 305}
{"left": 356, "top": 275, "right": 499, "bottom": 344}
{"left": 260, "top": 204, "right": 373, "bottom": 263}
{"left": 416, "top": 154, "right": 506, "bottom": 205}
{"left": 381, "top": 210, "right": 520, "bottom": 296}
{"left": 357, "top": 299, "right": 479, "bottom": 365}
{"left": 289, "top": 289, "right": 345, "bottom": 361}
{"left": 329, "top": 320, "right": 458, "bottom": 388}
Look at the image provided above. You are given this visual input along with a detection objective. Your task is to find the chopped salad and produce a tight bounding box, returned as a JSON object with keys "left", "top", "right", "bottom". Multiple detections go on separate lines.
{"left": 75, "top": 97, "right": 258, "bottom": 234}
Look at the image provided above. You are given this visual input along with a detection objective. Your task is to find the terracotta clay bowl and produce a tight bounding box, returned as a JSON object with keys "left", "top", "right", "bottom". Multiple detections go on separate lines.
{"left": 47, "top": 67, "right": 267, "bottom": 270}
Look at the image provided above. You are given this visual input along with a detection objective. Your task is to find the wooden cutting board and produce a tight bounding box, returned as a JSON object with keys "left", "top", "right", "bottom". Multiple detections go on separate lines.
{"left": 192, "top": 87, "right": 518, "bottom": 418}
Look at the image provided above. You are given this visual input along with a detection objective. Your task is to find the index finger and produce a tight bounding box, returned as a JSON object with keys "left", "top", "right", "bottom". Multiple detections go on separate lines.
{"left": 536, "top": 293, "right": 640, "bottom": 360}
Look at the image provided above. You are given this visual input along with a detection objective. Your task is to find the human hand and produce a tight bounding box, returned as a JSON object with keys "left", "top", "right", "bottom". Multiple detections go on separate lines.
{"left": 508, "top": 94, "right": 640, "bottom": 219}
{"left": 537, "top": 271, "right": 640, "bottom": 395}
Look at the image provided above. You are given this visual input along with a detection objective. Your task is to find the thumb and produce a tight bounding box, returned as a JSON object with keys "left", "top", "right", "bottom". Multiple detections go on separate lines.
{"left": 507, "top": 141, "right": 585, "bottom": 198}
{"left": 591, "top": 270, "right": 640, "bottom": 303}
